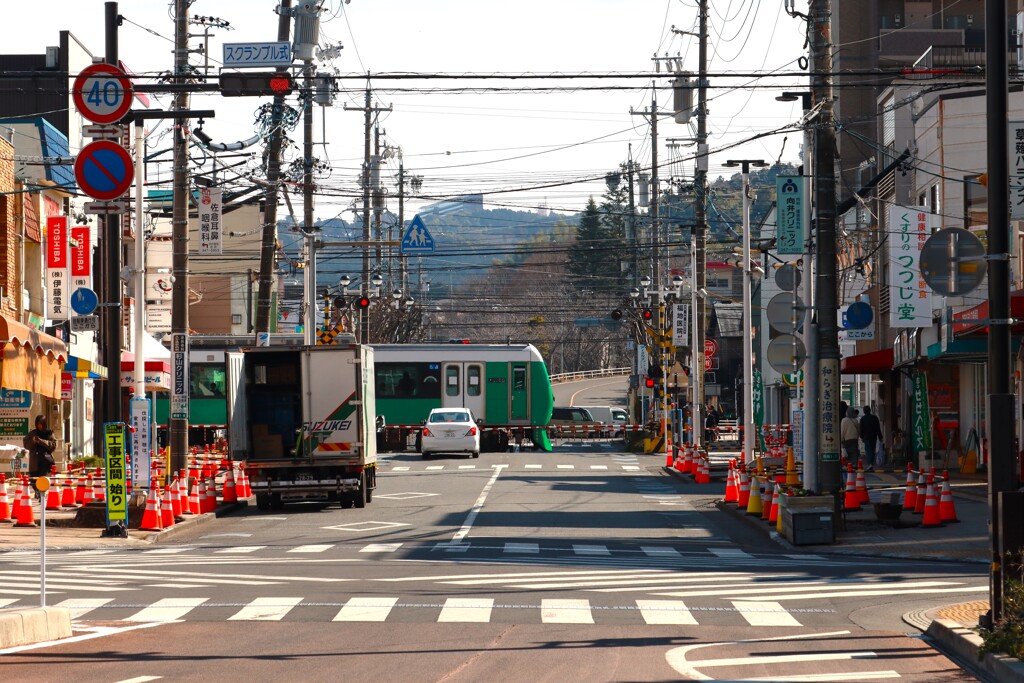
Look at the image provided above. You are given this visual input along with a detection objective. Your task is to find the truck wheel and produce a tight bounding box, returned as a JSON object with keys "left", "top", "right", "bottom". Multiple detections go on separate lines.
{"left": 256, "top": 494, "right": 271, "bottom": 511}
{"left": 355, "top": 472, "right": 367, "bottom": 509}
{"left": 270, "top": 493, "right": 283, "bottom": 510}
{"left": 366, "top": 470, "right": 374, "bottom": 503}
{"left": 340, "top": 496, "right": 354, "bottom": 509}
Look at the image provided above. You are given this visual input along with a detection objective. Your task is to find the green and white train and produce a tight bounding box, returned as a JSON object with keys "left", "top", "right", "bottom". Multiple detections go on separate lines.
{"left": 372, "top": 343, "right": 553, "bottom": 452}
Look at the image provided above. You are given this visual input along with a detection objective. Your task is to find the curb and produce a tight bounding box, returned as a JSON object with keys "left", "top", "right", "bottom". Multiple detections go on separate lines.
{"left": 0, "top": 607, "right": 72, "bottom": 649}
{"left": 925, "top": 618, "right": 1024, "bottom": 683}
{"left": 145, "top": 499, "right": 249, "bottom": 544}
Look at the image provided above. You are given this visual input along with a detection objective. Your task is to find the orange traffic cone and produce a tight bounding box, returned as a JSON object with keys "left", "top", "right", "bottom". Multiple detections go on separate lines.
{"left": 938, "top": 474, "right": 959, "bottom": 523}
{"left": 160, "top": 487, "right": 175, "bottom": 529}
{"left": 61, "top": 474, "right": 76, "bottom": 507}
{"left": 737, "top": 468, "right": 751, "bottom": 508}
{"left": 223, "top": 467, "right": 237, "bottom": 504}
{"left": 921, "top": 477, "right": 943, "bottom": 527}
{"left": 75, "top": 473, "right": 87, "bottom": 504}
{"left": 746, "top": 475, "right": 763, "bottom": 516}
{"left": 92, "top": 473, "right": 105, "bottom": 503}
{"left": 45, "top": 481, "right": 61, "bottom": 510}
{"left": 186, "top": 479, "right": 200, "bottom": 515}
{"left": 169, "top": 476, "right": 183, "bottom": 517}
{"left": 82, "top": 474, "right": 95, "bottom": 505}
{"left": 666, "top": 449, "right": 674, "bottom": 468}
{"left": 724, "top": 462, "right": 738, "bottom": 503}
{"left": 178, "top": 471, "right": 190, "bottom": 507}
{"left": 761, "top": 479, "right": 773, "bottom": 520}
{"left": 683, "top": 446, "right": 694, "bottom": 474}
{"left": 855, "top": 466, "right": 869, "bottom": 505}
{"left": 195, "top": 478, "right": 208, "bottom": 514}
{"left": 14, "top": 482, "right": 34, "bottom": 527}
{"left": 202, "top": 478, "right": 217, "bottom": 513}
{"left": 843, "top": 466, "right": 861, "bottom": 511}
{"left": 139, "top": 487, "right": 163, "bottom": 531}
{"left": 11, "top": 478, "right": 24, "bottom": 521}
{"left": 0, "top": 475, "right": 9, "bottom": 521}
{"left": 913, "top": 471, "right": 927, "bottom": 514}
{"left": 239, "top": 466, "right": 251, "bottom": 498}
{"left": 699, "top": 457, "right": 710, "bottom": 484}
{"left": 903, "top": 466, "right": 917, "bottom": 511}
{"left": 767, "top": 483, "right": 780, "bottom": 524}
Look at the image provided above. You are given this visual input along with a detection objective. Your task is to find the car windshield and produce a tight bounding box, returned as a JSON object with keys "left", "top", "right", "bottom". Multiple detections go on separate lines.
{"left": 429, "top": 411, "right": 470, "bottom": 423}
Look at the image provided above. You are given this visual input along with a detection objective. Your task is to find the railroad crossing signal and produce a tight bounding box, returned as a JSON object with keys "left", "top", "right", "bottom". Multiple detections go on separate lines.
{"left": 317, "top": 323, "right": 342, "bottom": 345}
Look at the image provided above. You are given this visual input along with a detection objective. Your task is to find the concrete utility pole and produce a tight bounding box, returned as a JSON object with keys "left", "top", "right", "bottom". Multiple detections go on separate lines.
{"left": 301, "top": 57, "right": 317, "bottom": 345}
{"left": 692, "top": 0, "right": 709, "bottom": 452}
{"left": 254, "top": 0, "right": 293, "bottom": 334}
{"left": 810, "top": 0, "right": 841, "bottom": 492}
{"left": 168, "top": 0, "right": 190, "bottom": 477}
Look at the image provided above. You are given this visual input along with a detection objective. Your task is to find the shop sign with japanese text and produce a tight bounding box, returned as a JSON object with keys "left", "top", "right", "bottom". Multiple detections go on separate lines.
{"left": 198, "top": 187, "right": 222, "bottom": 255}
{"left": 46, "top": 216, "right": 69, "bottom": 320}
{"left": 887, "top": 206, "right": 932, "bottom": 328}
{"left": 775, "top": 176, "right": 805, "bottom": 254}
{"left": 818, "top": 359, "right": 840, "bottom": 460}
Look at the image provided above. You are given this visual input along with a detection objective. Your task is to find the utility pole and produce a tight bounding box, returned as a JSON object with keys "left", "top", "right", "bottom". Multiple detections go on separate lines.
{"left": 301, "top": 54, "right": 316, "bottom": 345}
{"left": 100, "top": 2, "right": 121, "bottom": 454}
{"left": 169, "top": 0, "right": 190, "bottom": 477}
{"left": 254, "top": 0, "right": 293, "bottom": 335}
{"left": 692, "top": 0, "right": 709, "bottom": 453}
{"left": 810, "top": 0, "right": 841, "bottom": 492}
{"left": 397, "top": 157, "right": 405, "bottom": 292}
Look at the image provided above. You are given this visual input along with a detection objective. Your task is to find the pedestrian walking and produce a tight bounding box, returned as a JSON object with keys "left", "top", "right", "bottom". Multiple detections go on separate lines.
{"left": 859, "top": 406, "right": 882, "bottom": 470}
{"left": 841, "top": 407, "right": 860, "bottom": 461}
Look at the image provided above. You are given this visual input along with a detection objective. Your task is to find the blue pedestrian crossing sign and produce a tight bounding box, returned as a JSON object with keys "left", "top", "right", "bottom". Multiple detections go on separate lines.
{"left": 401, "top": 214, "right": 435, "bottom": 254}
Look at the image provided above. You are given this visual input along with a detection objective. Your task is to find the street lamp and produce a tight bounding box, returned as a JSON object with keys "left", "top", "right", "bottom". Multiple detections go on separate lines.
{"left": 724, "top": 159, "right": 767, "bottom": 465}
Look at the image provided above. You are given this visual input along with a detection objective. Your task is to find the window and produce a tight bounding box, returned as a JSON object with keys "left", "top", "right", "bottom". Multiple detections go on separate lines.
{"left": 375, "top": 362, "right": 441, "bottom": 399}
{"left": 445, "top": 366, "right": 460, "bottom": 397}
{"left": 191, "top": 363, "right": 226, "bottom": 398}
{"left": 467, "top": 365, "right": 481, "bottom": 396}
{"left": 513, "top": 366, "right": 526, "bottom": 391}
{"left": 964, "top": 174, "right": 988, "bottom": 229}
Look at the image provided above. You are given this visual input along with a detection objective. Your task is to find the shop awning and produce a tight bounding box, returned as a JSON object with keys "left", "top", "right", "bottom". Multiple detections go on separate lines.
{"left": 953, "top": 289, "right": 1024, "bottom": 337}
{"left": 121, "top": 331, "right": 172, "bottom": 391}
{"left": 840, "top": 348, "right": 894, "bottom": 375}
{"left": 64, "top": 355, "right": 108, "bottom": 380}
{"left": 0, "top": 314, "right": 67, "bottom": 400}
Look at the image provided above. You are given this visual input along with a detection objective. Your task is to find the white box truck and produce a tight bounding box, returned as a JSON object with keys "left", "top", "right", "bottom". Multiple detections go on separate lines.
{"left": 232, "top": 339, "right": 377, "bottom": 510}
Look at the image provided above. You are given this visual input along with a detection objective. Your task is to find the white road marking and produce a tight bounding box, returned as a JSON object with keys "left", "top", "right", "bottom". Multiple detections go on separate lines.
{"left": 114, "top": 677, "right": 163, "bottom": 683}
{"left": 641, "top": 546, "right": 682, "bottom": 559}
{"left": 0, "top": 598, "right": 20, "bottom": 608}
{"left": 141, "top": 548, "right": 193, "bottom": 555}
{"left": 391, "top": 466, "right": 410, "bottom": 471}
{"left": 573, "top": 544, "right": 611, "bottom": 556}
{"left": 447, "top": 464, "right": 506, "bottom": 545}
{"left": 215, "top": 546, "right": 266, "bottom": 554}
{"left": 360, "top": 543, "right": 403, "bottom": 553}
{"left": 686, "top": 651, "right": 878, "bottom": 668}
{"left": 557, "top": 465, "right": 575, "bottom": 470}
{"left": 505, "top": 543, "right": 540, "bottom": 554}
{"left": 228, "top": 597, "right": 303, "bottom": 621}
{"left": 734, "top": 600, "right": 802, "bottom": 627}
{"left": 760, "top": 585, "right": 987, "bottom": 601}
{"left": 458, "top": 465, "right": 476, "bottom": 470}
{"left": 524, "top": 464, "right": 543, "bottom": 469}
{"left": 55, "top": 598, "right": 114, "bottom": 618}
{"left": 124, "top": 597, "right": 209, "bottom": 622}
{"left": 637, "top": 599, "right": 698, "bottom": 625}
{"left": 785, "top": 554, "right": 827, "bottom": 561}
{"left": 426, "top": 466, "right": 444, "bottom": 471}
{"left": 710, "top": 548, "right": 753, "bottom": 559}
{"left": 622, "top": 465, "right": 641, "bottom": 470}
{"left": 200, "top": 533, "right": 252, "bottom": 539}
{"left": 740, "top": 673, "right": 899, "bottom": 681}
{"left": 667, "top": 629, "right": 854, "bottom": 680}
{"left": 288, "top": 545, "right": 333, "bottom": 553}
{"left": 590, "top": 465, "right": 608, "bottom": 470}
{"left": 541, "top": 599, "right": 593, "bottom": 624}
{"left": 333, "top": 597, "right": 398, "bottom": 622}
{"left": 437, "top": 598, "right": 494, "bottom": 623}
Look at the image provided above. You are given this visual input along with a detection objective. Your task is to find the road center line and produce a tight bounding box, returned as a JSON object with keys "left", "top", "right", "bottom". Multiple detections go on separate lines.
{"left": 448, "top": 464, "right": 506, "bottom": 545}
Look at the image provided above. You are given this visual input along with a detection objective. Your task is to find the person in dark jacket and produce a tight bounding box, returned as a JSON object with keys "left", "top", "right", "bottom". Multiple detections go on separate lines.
{"left": 25, "top": 415, "right": 57, "bottom": 477}
{"left": 859, "top": 405, "right": 882, "bottom": 469}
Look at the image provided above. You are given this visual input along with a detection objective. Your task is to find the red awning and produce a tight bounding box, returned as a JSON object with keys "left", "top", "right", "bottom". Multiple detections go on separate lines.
{"left": 953, "top": 289, "right": 1024, "bottom": 337}
{"left": 841, "top": 348, "right": 894, "bottom": 375}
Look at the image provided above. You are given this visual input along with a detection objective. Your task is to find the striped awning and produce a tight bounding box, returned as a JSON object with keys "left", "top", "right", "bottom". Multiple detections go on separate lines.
{"left": 64, "top": 355, "right": 108, "bottom": 380}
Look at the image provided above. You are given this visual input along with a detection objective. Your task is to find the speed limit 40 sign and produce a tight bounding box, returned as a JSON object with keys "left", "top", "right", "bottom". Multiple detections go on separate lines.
{"left": 73, "top": 63, "right": 134, "bottom": 124}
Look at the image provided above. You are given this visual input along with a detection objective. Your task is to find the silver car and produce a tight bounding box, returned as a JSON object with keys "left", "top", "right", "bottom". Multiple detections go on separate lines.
{"left": 421, "top": 408, "right": 481, "bottom": 459}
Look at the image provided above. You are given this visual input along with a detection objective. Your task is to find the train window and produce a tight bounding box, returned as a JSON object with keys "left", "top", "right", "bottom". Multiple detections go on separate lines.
{"left": 376, "top": 362, "right": 441, "bottom": 399}
{"left": 445, "top": 366, "right": 461, "bottom": 397}
{"left": 467, "top": 365, "right": 481, "bottom": 396}
{"left": 513, "top": 366, "right": 526, "bottom": 391}
{"left": 191, "top": 363, "right": 226, "bottom": 398}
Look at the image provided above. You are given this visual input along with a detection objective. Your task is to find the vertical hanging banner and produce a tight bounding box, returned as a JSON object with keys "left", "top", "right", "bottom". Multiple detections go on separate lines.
{"left": 69, "top": 225, "right": 92, "bottom": 292}
{"left": 775, "top": 176, "right": 805, "bottom": 255}
{"left": 752, "top": 368, "right": 765, "bottom": 451}
{"left": 672, "top": 303, "right": 690, "bottom": 347}
{"left": 888, "top": 206, "right": 932, "bottom": 327}
{"left": 912, "top": 372, "right": 933, "bottom": 452}
{"left": 198, "top": 187, "right": 223, "bottom": 255}
{"left": 818, "top": 359, "right": 840, "bottom": 460}
{"left": 1009, "top": 121, "right": 1024, "bottom": 221}
{"left": 104, "top": 422, "right": 128, "bottom": 525}
{"left": 130, "top": 397, "right": 151, "bottom": 490}
{"left": 46, "top": 216, "right": 69, "bottom": 320}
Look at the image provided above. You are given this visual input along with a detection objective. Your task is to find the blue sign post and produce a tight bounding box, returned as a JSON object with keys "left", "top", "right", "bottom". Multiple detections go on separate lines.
{"left": 401, "top": 215, "right": 435, "bottom": 254}
{"left": 70, "top": 287, "right": 99, "bottom": 316}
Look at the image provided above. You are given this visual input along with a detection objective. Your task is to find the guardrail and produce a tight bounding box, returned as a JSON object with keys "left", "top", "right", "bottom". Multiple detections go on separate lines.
{"left": 549, "top": 367, "right": 631, "bottom": 383}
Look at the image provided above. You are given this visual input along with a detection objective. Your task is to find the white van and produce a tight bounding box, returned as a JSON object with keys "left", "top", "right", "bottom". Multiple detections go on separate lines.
{"left": 575, "top": 405, "right": 629, "bottom": 437}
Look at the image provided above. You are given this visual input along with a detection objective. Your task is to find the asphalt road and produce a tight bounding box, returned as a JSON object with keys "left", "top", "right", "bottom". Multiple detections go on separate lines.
{"left": 0, "top": 381, "right": 986, "bottom": 681}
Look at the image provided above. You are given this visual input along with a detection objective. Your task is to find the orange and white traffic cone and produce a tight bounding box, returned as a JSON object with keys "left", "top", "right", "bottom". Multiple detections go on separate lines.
{"left": 843, "top": 466, "right": 861, "bottom": 511}
{"left": 921, "top": 477, "right": 943, "bottom": 527}
{"left": 11, "top": 478, "right": 24, "bottom": 521}
{"left": 61, "top": 473, "right": 76, "bottom": 507}
{"left": 768, "top": 483, "right": 781, "bottom": 524}
{"left": 139, "top": 487, "right": 162, "bottom": 531}
{"left": 202, "top": 478, "right": 217, "bottom": 513}
{"left": 82, "top": 474, "right": 94, "bottom": 505}
{"left": 183, "top": 479, "right": 198, "bottom": 515}
{"left": 194, "top": 478, "right": 207, "bottom": 514}
{"left": 92, "top": 473, "right": 105, "bottom": 503}
{"left": 737, "top": 468, "right": 751, "bottom": 508}
{"left": 855, "top": 465, "right": 869, "bottom": 505}
{"left": 938, "top": 473, "right": 960, "bottom": 523}
{"left": 903, "top": 465, "right": 917, "bottom": 511}
{"left": 0, "top": 475, "right": 10, "bottom": 521}
{"left": 240, "top": 466, "right": 251, "bottom": 498}
{"left": 160, "top": 487, "right": 175, "bottom": 529}
{"left": 75, "top": 473, "right": 87, "bottom": 504}
{"left": 45, "top": 481, "right": 61, "bottom": 510}
{"left": 666, "top": 449, "right": 674, "bottom": 468}
{"left": 223, "top": 467, "right": 237, "bottom": 504}
{"left": 913, "top": 471, "right": 927, "bottom": 514}
{"left": 723, "top": 462, "right": 738, "bottom": 503}
{"left": 169, "top": 476, "right": 183, "bottom": 517}
{"left": 14, "top": 482, "right": 34, "bottom": 527}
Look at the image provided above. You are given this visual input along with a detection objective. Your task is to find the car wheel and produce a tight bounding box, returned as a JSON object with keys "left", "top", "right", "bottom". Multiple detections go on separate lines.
{"left": 422, "top": 451, "right": 431, "bottom": 460}
{"left": 472, "top": 451, "right": 480, "bottom": 459}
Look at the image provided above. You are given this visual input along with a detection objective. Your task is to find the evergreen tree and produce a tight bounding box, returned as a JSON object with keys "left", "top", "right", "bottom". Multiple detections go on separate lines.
{"left": 567, "top": 197, "right": 619, "bottom": 293}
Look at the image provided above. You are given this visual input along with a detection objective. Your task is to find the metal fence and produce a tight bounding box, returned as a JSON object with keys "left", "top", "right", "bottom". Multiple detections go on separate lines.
{"left": 549, "top": 367, "right": 631, "bottom": 383}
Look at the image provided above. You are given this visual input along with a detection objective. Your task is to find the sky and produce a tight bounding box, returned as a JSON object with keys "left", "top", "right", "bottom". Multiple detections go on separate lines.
{"left": 8, "top": 0, "right": 810, "bottom": 223}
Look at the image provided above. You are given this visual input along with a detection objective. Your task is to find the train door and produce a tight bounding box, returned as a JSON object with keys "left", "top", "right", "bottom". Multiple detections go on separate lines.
{"left": 441, "top": 362, "right": 485, "bottom": 420}
{"left": 510, "top": 363, "right": 529, "bottom": 421}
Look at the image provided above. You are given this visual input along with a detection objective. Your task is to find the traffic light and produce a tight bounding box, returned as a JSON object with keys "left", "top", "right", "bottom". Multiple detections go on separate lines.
{"left": 219, "top": 71, "right": 294, "bottom": 97}
{"left": 647, "top": 364, "right": 664, "bottom": 380}
{"left": 334, "top": 296, "right": 348, "bottom": 310}
{"left": 644, "top": 377, "right": 655, "bottom": 388}
{"left": 610, "top": 309, "right": 623, "bottom": 321}
{"left": 641, "top": 308, "right": 653, "bottom": 321}
{"left": 681, "top": 365, "right": 691, "bottom": 376}
{"left": 354, "top": 296, "right": 371, "bottom": 310}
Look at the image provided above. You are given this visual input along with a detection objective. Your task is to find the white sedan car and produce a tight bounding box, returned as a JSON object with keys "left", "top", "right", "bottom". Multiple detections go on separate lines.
{"left": 421, "top": 408, "right": 481, "bottom": 459}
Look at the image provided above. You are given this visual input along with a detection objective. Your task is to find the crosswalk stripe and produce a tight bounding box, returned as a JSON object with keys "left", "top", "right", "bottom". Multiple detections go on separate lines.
{"left": 458, "top": 465, "right": 476, "bottom": 469}
{"left": 590, "top": 465, "right": 608, "bottom": 470}
{"left": 505, "top": 543, "right": 539, "bottom": 554}
{"left": 652, "top": 579, "right": 964, "bottom": 599}
{"left": 426, "top": 466, "right": 444, "bottom": 470}
{"left": 288, "top": 545, "right": 333, "bottom": 554}
{"left": 709, "top": 548, "right": 753, "bottom": 559}
{"left": 636, "top": 599, "right": 698, "bottom": 625}
{"left": 333, "top": 597, "right": 398, "bottom": 622}
{"left": 391, "top": 466, "right": 410, "bottom": 471}
{"left": 573, "top": 545, "right": 611, "bottom": 556}
{"left": 557, "top": 465, "right": 574, "bottom": 470}
{"left": 740, "top": 672, "right": 899, "bottom": 682}
{"left": 360, "top": 543, "right": 403, "bottom": 553}
{"left": 541, "top": 599, "right": 593, "bottom": 624}
{"left": 762, "top": 585, "right": 987, "bottom": 601}
{"left": 0, "top": 598, "right": 18, "bottom": 609}
{"left": 622, "top": 465, "right": 641, "bottom": 470}
{"left": 142, "top": 548, "right": 194, "bottom": 555}
{"left": 228, "top": 597, "right": 303, "bottom": 621}
{"left": 215, "top": 546, "right": 266, "bottom": 554}
{"left": 641, "top": 546, "right": 682, "bottom": 559}
{"left": 513, "top": 573, "right": 760, "bottom": 591}
{"left": 437, "top": 598, "right": 494, "bottom": 623}
{"left": 124, "top": 597, "right": 209, "bottom": 622}
{"left": 524, "top": 464, "right": 542, "bottom": 469}
{"left": 733, "top": 600, "right": 801, "bottom": 626}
